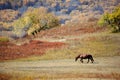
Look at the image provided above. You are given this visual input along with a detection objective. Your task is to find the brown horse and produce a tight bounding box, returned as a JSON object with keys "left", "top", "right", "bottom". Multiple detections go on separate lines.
{"left": 75, "top": 54, "right": 94, "bottom": 63}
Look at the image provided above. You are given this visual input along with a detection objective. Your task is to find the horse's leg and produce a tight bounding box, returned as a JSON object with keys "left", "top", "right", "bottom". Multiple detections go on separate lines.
{"left": 80, "top": 58, "right": 83, "bottom": 63}
{"left": 87, "top": 59, "right": 89, "bottom": 63}
{"left": 91, "top": 59, "right": 94, "bottom": 63}
{"left": 89, "top": 58, "right": 93, "bottom": 63}
{"left": 90, "top": 56, "right": 94, "bottom": 63}
{"left": 92, "top": 55, "right": 94, "bottom": 63}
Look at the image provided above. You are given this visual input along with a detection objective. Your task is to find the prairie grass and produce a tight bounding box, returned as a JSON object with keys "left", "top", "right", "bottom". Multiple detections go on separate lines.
{"left": 37, "top": 33, "right": 120, "bottom": 60}
{"left": 17, "top": 32, "right": 120, "bottom": 61}
{"left": 0, "top": 71, "right": 120, "bottom": 80}
{"left": 0, "top": 37, "right": 9, "bottom": 42}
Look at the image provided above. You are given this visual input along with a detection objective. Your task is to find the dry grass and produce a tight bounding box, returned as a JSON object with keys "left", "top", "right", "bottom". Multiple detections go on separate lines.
{"left": 17, "top": 32, "right": 120, "bottom": 61}
{"left": 37, "top": 32, "right": 120, "bottom": 60}
{"left": 0, "top": 72, "right": 120, "bottom": 80}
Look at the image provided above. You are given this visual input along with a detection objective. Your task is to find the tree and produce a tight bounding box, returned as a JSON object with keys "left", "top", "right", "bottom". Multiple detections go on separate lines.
{"left": 13, "top": 16, "right": 31, "bottom": 38}
{"left": 99, "top": 5, "right": 120, "bottom": 32}
{"left": 25, "top": 7, "right": 60, "bottom": 35}
{"left": 12, "top": 7, "right": 60, "bottom": 37}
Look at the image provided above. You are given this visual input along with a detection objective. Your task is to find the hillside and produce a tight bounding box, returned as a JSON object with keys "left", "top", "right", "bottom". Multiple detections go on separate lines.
{"left": 0, "top": 40, "right": 65, "bottom": 60}
{"left": 0, "top": 1, "right": 120, "bottom": 80}
{"left": 1, "top": 0, "right": 120, "bottom": 22}
{"left": 0, "top": 22, "right": 120, "bottom": 60}
{"left": 0, "top": 0, "right": 120, "bottom": 60}
{"left": 0, "top": 0, "right": 120, "bottom": 38}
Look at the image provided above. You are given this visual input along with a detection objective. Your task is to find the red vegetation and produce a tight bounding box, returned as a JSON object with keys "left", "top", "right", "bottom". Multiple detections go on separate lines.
{"left": 0, "top": 40, "right": 65, "bottom": 60}
{"left": 0, "top": 73, "right": 11, "bottom": 80}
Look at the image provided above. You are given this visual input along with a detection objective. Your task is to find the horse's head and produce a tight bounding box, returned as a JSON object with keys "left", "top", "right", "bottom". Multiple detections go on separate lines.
{"left": 75, "top": 55, "right": 80, "bottom": 61}
{"left": 91, "top": 59, "right": 94, "bottom": 63}
{"left": 75, "top": 57, "right": 77, "bottom": 61}
{"left": 89, "top": 55, "right": 94, "bottom": 63}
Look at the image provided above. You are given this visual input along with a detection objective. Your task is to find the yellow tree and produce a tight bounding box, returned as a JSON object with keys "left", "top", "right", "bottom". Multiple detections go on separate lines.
{"left": 13, "top": 7, "right": 60, "bottom": 37}
{"left": 99, "top": 5, "right": 120, "bottom": 32}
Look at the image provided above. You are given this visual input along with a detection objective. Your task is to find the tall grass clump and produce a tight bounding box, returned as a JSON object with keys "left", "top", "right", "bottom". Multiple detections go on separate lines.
{"left": 0, "top": 37, "right": 9, "bottom": 42}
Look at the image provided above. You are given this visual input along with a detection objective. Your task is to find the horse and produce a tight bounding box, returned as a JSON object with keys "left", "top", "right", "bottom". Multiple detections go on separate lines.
{"left": 75, "top": 54, "right": 94, "bottom": 63}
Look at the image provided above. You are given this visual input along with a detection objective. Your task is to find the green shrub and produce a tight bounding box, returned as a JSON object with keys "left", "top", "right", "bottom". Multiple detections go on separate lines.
{"left": 0, "top": 37, "right": 9, "bottom": 42}
{"left": 13, "top": 16, "right": 31, "bottom": 37}
{"left": 13, "top": 7, "right": 60, "bottom": 37}
{"left": 98, "top": 5, "right": 120, "bottom": 32}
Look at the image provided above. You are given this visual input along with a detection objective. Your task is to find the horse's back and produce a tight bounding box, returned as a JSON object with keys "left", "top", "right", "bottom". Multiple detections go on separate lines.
{"left": 80, "top": 54, "right": 89, "bottom": 57}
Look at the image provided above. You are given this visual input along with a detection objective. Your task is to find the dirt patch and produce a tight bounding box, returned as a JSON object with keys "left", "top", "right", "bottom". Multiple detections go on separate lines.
{"left": 0, "top": 73, "right": 12, "bottom": 80}
{"left": 52, "top": 73, "right": 120, "bottom": 79}
{"left": 0, "top": 40, "right": 65, "bottom": 60}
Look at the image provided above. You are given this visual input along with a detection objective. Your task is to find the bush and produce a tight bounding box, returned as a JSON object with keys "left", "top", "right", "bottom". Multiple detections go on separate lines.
{"left": 12, "top": 7, "right": 60, "bottom": 37}
{"left": 0, "top": 37, "right": 9, "bottom": 42}
{"left": 98, "top": 5, "right": 120, "bottom": 32}
{"left": 12, "top": 16, "right": 31, "bottom": 37}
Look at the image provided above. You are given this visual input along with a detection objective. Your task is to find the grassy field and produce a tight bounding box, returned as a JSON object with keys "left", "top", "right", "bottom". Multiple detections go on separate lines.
{"left": 0, "top": 56, "right": 120, "bottom": 80}
{"left": 0, "top": 24, "right": 120, "bottom": 80}
{"left": 14, "top": 31, "right": 120, "bottom": 61}
{"left": 40, "top": 33, "right": 120, "bottom": 59}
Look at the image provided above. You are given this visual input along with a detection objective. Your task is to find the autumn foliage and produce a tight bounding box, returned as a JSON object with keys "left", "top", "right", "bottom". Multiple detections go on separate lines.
{"left": 99, "top": 5, "right": 120, "bottom": 32}
{"left": 12, "top": 7, "right": 60, "bottom": 38}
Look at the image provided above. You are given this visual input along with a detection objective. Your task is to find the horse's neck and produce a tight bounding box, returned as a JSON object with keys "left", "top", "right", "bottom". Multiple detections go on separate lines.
{"left": 77, "top": 55, "right": 80, "bottom": 59}
{"left": 76, "top": 55, "right": 80, "bottom": 60}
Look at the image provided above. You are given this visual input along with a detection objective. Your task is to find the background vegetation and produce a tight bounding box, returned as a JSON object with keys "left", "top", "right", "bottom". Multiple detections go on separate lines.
{"left": 99, "top": 5, "right": 120, "bottom": 32}
{"left": 0, "top": 37, "right": 9, "bottom": 42}
{"left": 12, "top": 7, "right": 59, "bottom": 37}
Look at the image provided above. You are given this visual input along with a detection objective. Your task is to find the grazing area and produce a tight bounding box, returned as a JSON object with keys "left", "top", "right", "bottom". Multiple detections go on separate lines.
{"left": 25, "top": 26, "right": 120, "bottom": 60}
{"left": 0, "top": 0, "right": 120, "bottom": 80}
{"left": 0, "top": 24, "right": 120, "bottom": 79}
{"left": 0, "top": 56, "right": 120, "bottom": 80}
